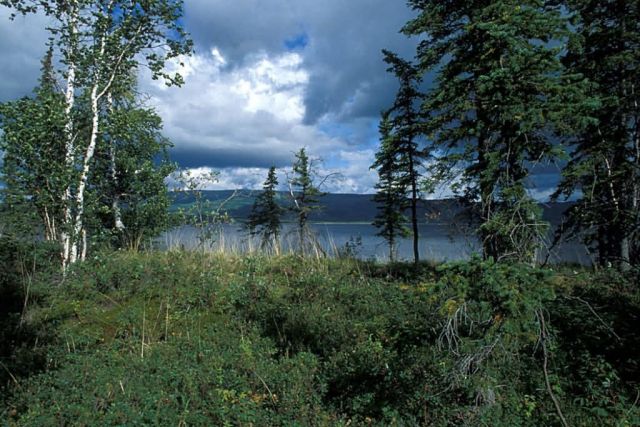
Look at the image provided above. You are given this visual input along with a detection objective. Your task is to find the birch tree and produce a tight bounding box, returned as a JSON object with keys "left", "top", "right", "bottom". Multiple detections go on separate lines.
{"left": 62, "top": 0, "right": 191, "bottom": 266}
{"left": 1, "top": 0, "right": 192, "bottom": 269}
{"left": 91, "top": 73, "right": 175, "bottom": 250}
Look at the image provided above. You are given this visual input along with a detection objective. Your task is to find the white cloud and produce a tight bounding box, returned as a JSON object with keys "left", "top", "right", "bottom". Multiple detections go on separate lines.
{"left": 142, "top": 48, "right": 349, "bottom": 170}
{"left": 172, "top": 147, "right": 380, "bottom": 194}
{"left": 142, "top": 47, "right": 386, "bottom": 193}
{"left": 231, "top": 52, "right": 308, "bottom": 122}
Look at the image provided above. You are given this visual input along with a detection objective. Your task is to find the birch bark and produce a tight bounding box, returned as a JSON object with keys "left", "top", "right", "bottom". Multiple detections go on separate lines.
{"left": 107, "top": 91, "right": 125, "bottom": 232}
{"left": 60, "top": 1, "right": 78, "bottom": 271}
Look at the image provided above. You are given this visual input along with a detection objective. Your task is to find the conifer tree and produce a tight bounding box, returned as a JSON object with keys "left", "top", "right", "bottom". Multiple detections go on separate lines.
{"left": 289, "top": 148, "right": 324, "bottom": 254}
{"left": 403, "top": 0, "right": 589, "bottom": 262}
{"left": 553, "top": 0, "right": 640, "bottom": 270}
{"left": 382, "top": 50, "right": 426, "bottom": 264}
{"left": 372, "top": 112, "right": 410, "bottom": 262}
{"left": 247, "top": 166, "right": 283, "bottom": 250}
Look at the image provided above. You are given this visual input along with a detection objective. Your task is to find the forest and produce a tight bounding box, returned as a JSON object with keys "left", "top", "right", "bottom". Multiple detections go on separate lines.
{"left": 0, "top": 0, "right": 639, "bottom": 425}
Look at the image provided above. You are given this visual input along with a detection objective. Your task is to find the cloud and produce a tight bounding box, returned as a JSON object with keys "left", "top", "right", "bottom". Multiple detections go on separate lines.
{"left": 0, "top": 1, "right": 418, "bottom": 194}
{"left": 172, "top": 148, "right": 380, "bottom": 194}
{"left": 0, "top": 3, "right": 564, "bottom": 199}
{"left": 181, "top": 0, "right": 418, "bottom": 124}
{"left": 0, "top": 9, "right": 50, "bottom": 102}
{"left": 142, "top": 48, "right": 350, "bottom": 171}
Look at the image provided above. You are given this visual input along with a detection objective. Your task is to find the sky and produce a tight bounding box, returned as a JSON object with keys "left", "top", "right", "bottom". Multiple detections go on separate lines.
{"left": 0, "top": 1, "right": 561, "bottom": 199}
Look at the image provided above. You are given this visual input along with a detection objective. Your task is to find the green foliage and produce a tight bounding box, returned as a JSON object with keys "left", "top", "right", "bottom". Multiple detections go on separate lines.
{"left": 289, "top": 148, "right": 325, "bottom": 254}
{"left": 246, "top": 166, "right": 284, "bottom": 250}
{"left": 379, "top": 50, "right": 426, "bottom": 265}
{"left": 172, "top": 170, "right": 233, "bottom": 250}
{"left": 553, "top": 0, "right": 640, "bottom": 270}
{"left": 3, "top": 252, "right": 335, "bottom": 425}
{"left": 91, "top": 79, "right": 176, "bottom": 251}
{"left": 1, "top": 253, "right": 639, "bottom": 425}
{"left": 0, "top": 237, "right": 59, "bottom": 398}
{"left": 402, "top": 0, "right": 594, "bottom": 263}
{"left": 372, "top": 111, "right": 411, "bottom": 262}
{"left": 0, "top": 46, "right": 68, "bottom": 243}
{"left": 1, "top": 0, "right": 194, "bottom": 269}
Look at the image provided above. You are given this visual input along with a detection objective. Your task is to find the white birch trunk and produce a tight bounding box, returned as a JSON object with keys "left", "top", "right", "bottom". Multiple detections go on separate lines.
{"left": 70, "top": 79, "right": 102, "bottom": 264}
{"left": 107, "top": 91, "right": 125, "bottom": 232}
{"left": 69, "top": 24, "right": 110, "bottom": 263}
{"left": 64, "top": 0, "right": 139, "bottom": 266}
{"left": 81, "top": 228, "right": 87, "bottom": 262}
{"left": 61, "top": 2, "right": 78, "bottom": 271}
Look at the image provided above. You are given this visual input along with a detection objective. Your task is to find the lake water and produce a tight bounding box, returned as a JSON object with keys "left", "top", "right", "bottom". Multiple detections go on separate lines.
{"left": 159, "top": 223, "right": 592, "bottom": 265}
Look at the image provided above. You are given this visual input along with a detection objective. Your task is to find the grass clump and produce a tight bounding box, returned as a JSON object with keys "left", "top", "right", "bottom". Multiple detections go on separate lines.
{"left": 1, "top": 250, "right": 639, "bottom": 425}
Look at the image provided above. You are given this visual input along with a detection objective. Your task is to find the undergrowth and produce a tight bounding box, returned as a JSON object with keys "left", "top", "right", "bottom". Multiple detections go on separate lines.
{"left": 1, "top": 247, "right": 638, "bottom": 426}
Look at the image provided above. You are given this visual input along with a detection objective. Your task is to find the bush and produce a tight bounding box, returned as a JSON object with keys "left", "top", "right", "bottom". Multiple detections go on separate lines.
{"left": 2, "top": 252, "right": 639, "bottom": 425}
{"left": 0, "top": 237, "right": 58, "bottom": 399}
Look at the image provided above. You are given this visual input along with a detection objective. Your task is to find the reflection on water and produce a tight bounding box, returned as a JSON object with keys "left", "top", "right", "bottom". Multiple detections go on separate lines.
{"left": 159, "top": 223, "right": 592, "bottom": 265}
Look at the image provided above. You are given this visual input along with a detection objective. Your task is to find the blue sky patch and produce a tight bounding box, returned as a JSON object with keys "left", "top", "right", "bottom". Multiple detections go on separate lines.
{"left": 284, "top": 33, "right": 309, "bottom": 50}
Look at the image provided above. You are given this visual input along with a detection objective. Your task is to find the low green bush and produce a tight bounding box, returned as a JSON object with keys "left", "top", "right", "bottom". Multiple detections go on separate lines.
{"left": 0, "top": 237, "right": 59, "bottom": 399}
{"left": 2, "top": 252, "right": 638, "bottom": 425}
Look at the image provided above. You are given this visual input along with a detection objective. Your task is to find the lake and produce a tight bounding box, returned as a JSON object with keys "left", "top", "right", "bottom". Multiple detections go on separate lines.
{"left": 159, "top": 223, "right": 592, "bottom": 265}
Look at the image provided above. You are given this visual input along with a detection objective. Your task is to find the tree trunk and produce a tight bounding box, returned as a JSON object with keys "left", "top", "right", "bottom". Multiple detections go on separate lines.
{"left": 477, "top": 136, "right": 496, "bottom": 260}
{"left": 60, "top": 2, "right": 78, "bottom": 272}
{"left": 620, "top": 236, "right": 631, "bottom": 272}
{"left": 410, "top": 161, "right": 420, "bottom": 265}
{"left": 69, "top": 82, "right": 101, "bottom": 264}
{"left": 70, "top": 26, "right": 106, "bottom": 262}
{"left": 389, "top": 234, "right": 395, "bottom": 263}
{"left": 107, "top": 92, "right": 125, "bottom": 232}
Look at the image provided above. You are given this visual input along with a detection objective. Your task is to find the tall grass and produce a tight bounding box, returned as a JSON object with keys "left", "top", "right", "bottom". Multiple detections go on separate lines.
{"left": 160, "top": 225, "right": 366, "bottom": 262}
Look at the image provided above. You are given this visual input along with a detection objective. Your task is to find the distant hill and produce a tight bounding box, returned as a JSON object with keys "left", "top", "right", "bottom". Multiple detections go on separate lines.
{"left": 171, "top": 190, "right": 574, "bottom": 225}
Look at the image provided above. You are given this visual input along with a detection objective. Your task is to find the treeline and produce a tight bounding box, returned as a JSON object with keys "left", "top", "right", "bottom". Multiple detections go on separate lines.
{"left": 372, "top": 0, "right": 639, "bottom": 271}
{"left": 246, "top": 148, "right": 329, "bottom": 254}
{"left": 175, "top": 148, "right": 329, "bottom": 254}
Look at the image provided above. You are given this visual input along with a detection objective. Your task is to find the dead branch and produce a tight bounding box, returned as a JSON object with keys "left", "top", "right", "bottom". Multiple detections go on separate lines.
{"left": 536, "top": 309, "right": 570, "bottom": 427}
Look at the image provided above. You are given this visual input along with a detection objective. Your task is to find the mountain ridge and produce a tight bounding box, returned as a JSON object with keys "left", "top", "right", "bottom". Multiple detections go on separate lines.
{"left": 171, "top": 190, "right": 573, "bottom": 224}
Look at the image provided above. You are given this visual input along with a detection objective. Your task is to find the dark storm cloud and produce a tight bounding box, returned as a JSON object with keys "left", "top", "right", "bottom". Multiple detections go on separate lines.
{"left": 0, "top": 10, "right": 49, "bottom": 102}
{"left": 170, "top": 145, "right": 294, "bottom": 169}
{"left": 297, "top": 1, "right": 418, "bottom": 124}
{"left": 183, "top": 0, "right": 301, "bottom": 65}
{"left": 182, "top": 0, "right": 418, "bottom": 124}
{"left": 0, "top": 2, "right": 565, "bottom": 197}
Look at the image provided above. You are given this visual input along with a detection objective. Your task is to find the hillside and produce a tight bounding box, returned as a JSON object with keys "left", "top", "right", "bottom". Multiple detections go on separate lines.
{"left": 171, "top": 190, "right": 574, "bottom": 224}
{"left": 2, "top": 250, "right": 638, "bottom": 425}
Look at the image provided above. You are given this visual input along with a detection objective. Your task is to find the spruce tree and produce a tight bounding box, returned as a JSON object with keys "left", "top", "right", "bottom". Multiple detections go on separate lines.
{"left": 403, "top": 0, "right": 588, "bottom": 262}
{"left": 289, "top": 148, "right": 324, "bottom": 254}
{"left": 247, "top": 166, "right": 283, "bottom": 250}
{"left": 553, "top": 0, "right": 640, "bottom": 270}
{"left": 381, "top": 50, "right": 426, "bottom": 265}
{"left": 372, "top": 112, "right": 410, "bottom": 262}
